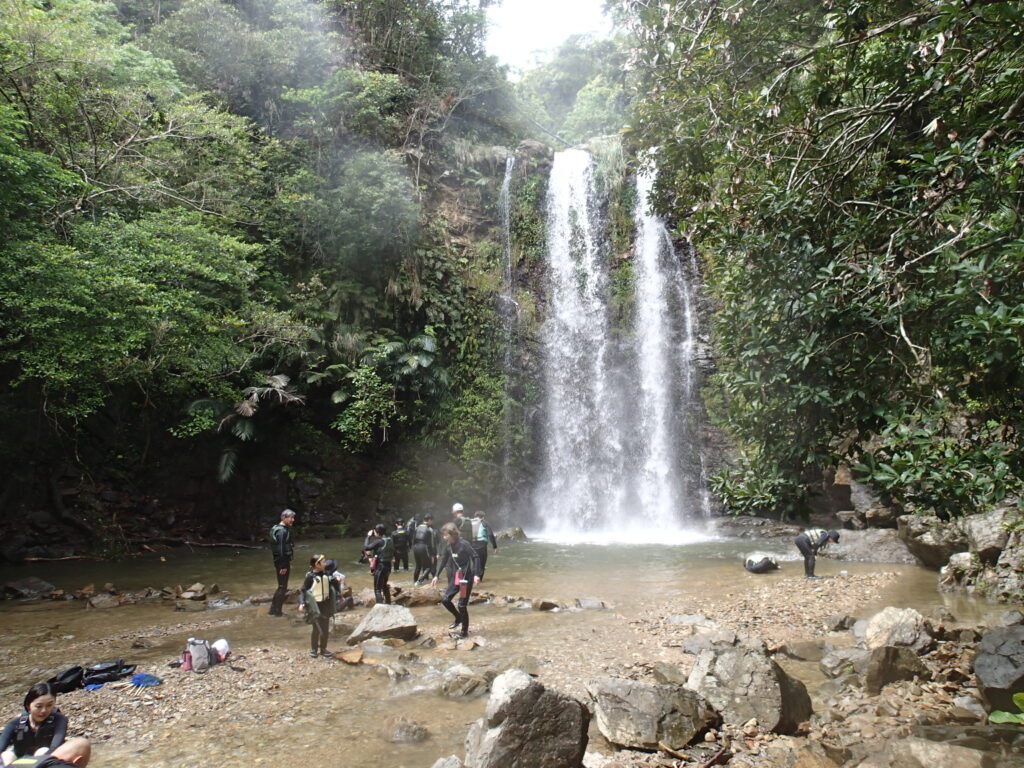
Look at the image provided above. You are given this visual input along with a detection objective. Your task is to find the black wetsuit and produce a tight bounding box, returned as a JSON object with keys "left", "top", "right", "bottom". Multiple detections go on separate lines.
{"left": 363, "top": 535, "right": 394, "bottom": 604}
{"left": 392, "top": 525, "right": 410, "bottom": 571}
{"left": 794, "top": 528, "right": 836, "bottom": 577}
{"left": 269, "top": 522, "right": 293, "bottom": 615}
{"left": 744, "top": 556, "right": 780, "bottom": 574}
{"left": 0, "top": 711, "right": 68, "bottom": 759}
{"left": 299, "top": 570, "right": 337, "bottom": 654}
{"left": 470, "top": 519, "right": 498, "bottom": 581}
{"left": 436, "top": 539, "right": 481, "bottom": 635}
{"left": 412, "top": 523, "right": 438, "bottom": 583}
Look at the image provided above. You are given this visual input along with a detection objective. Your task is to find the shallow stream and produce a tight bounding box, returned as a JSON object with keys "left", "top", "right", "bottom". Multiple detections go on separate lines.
{"left": 0, "top": 534, "right": 994, "bottom": 767}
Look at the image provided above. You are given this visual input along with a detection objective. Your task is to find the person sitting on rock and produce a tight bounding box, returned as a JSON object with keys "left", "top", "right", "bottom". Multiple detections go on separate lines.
{"left": 0, "top": 684, "right": 67, "bottom": 766}
{"left": 794, "top": 528, "right": 840, "bottom": 578}
{"left": 743, "top": 554, "right": 781, "bottom": 574}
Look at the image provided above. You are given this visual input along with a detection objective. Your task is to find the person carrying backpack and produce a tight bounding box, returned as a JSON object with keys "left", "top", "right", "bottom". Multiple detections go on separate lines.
{"left": 298, "top": 554, "right": 338, "bottom": 658}
{"left": 391, "top": 519, "right": 410, "bottom": 572}
{"left": 362, "top": 524, "right": 394, "bottom": 605}
{"left": 268, "top": 509, "right": 296, "bottom": 617}
{"left": 469, "top": 511, "right": 498, "bottom": 581}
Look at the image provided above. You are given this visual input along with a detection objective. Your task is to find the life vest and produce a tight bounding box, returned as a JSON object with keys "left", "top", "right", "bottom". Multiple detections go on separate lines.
{"left": 392, "top": 526, "right": 409, "bottom": 548}
{"left": 414, "top": 524, "right": 433, "bottom": 544}
{"left": 803, "top": 528, "right": 827, "bottom": 547}
{"left": 376, "top": 535, "right": 394, "bottom": 561}
{"left": 270, "top": 523, "right": 293, "bottom": 560}
{"left": 309, "top": 572, "right": 331, "bottom": 603}
{"left": 475, "top": 520, "right": 491, "bottom": 543}
{"left": 6, "top": 712, "right": 60, "bottom": 754}
{"left": 10, "top": 756, "right": 47, "bottom": 767}
{"left": 456, "top": 515, "right": 473, "bottom": 539}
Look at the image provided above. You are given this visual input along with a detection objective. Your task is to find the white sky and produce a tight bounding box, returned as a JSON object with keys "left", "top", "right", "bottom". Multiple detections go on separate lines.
{"left": 485, "top": 0, "right": 614, "bottom": 73}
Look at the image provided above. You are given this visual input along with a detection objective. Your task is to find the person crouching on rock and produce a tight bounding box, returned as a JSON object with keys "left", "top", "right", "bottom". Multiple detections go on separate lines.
{"left": 298, "top": 554, "right": 338, "bottom": 658}
{"left": 431, "top": 522, "right": 480, "bottom": 639}
{"left": 744, "top": 554, "right": 780, "bottom": 574}
{"left": 794, "top": 528, "right": 840, "bottom": 578}
{"left": 363, "top": 524, "right": 394, "bottom": 605}
{"left": 0, "top": 683, "right": 67, "bottom": 766}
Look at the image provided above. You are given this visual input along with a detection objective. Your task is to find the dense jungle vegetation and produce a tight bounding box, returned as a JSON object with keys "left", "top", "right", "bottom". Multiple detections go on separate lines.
{"left": 624, "top": 0, "right": 1024, "bottom": 519}
{"left": 2, "top": 0, "right": 1022, "bottom": 552}
{"left": 0, "top": 0, "right": 626, "bottom": 548}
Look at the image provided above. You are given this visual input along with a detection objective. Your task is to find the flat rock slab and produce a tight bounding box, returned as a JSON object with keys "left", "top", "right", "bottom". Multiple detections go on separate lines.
{"left": 346, "top": 604, "right": 418, "bottom": 645}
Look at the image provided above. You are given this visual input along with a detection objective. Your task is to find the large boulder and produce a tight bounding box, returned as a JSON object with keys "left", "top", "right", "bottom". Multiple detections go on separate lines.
{"left": 3, "top": 577, "right": 58, "bottom": 599}
{"left": 685, "top": 639, "right": 812, "bottom": 734}
{"left": 820, "top": 646, "right": 871, "bottom": 679}
{"left": 862, "top": 646, "right": 931, "bottom": 695}
{"left": 441, "top": 664, "right": 490, "bottom": 699}
{"left": 828, "top": 529, "right": 917, "bottom": 564}
{"left": 961, "top": 507, "right": 1018, "bottom": 565}
{"left": 992, "top": 530, "right": 1024, "bottom": 604}
{"left": 464, "top": 669, "right": 589, "bottom": 768}
{"left": 854, "top": 724, "right": 1024, "bottom": 768}
{"left": 346, "top": 604, "right": 418, "bottom": 645}
{"left": 392, "top": 584, "right": 442, "bottom": 607}
{"left": 973, "top": 625, "right": 1024, "bottom": 712}
{"left": 584, "top": 678, "right": 718, "bottom": 751}
{"left": 863, "top": 607, "right": 933, "bottom": 653}
{"left": 897, "top": 514, "right": 968, "bottom": 568}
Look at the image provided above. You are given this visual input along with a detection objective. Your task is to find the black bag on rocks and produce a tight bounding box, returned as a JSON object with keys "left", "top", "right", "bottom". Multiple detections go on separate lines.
{"left": 83, "top": 659, "right": 136, "bottom": 685}
{"left": 47, "top": 665, "right": 85, "bottom": 694}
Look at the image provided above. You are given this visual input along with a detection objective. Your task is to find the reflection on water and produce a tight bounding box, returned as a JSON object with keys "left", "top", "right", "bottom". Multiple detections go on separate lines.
{"left": 0, "top": 537, "right": 996, "bottom": 766}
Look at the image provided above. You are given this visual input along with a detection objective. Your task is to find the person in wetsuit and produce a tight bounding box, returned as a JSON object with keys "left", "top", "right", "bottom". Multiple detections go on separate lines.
{"left": 1, "top": 684, "right": 67, "bottom": 766}
{"left": 391, "top": 519, "right": 410, "bottom": 572}
{"left": 451, "top": 502, "right": 473, "bottom": 540}
{"left": 431, "top": 521, "right": 481, "bottom": 638}
{"left": 469, "top": 511, "right": 498, "bottom": 581}
{"left": 412, "top": 514, "right": 438, "bottom": 585}
{"left": 794, "top": 528, "right": 840, "bottom": 578}
{"left": 298, "top": 554, "right": 338, "bottom": 658}
{"left": 363, "top": 523, "right": 394, "bottom": 604}
{"left": 8, "top": 737, "right": 91, "bottom": 767}
{"left": 268, "top": 509, "right": 296, "bottom": 617}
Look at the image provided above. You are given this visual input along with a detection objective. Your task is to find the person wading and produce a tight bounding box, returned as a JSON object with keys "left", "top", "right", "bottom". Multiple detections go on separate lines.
{"left": 469, "top": 510, "right": 498, "bottom": 581}
{"left": 363, "top": 524, "right": 394, "bottom": 605}
{"left": 412, "top": 514, "right": 438, "bottom": 585}
{"left": 268, "top": 509, "right": 296, "bottom": 617}
{"left": 431, "top": 522, "right": 481, "bottom": 638}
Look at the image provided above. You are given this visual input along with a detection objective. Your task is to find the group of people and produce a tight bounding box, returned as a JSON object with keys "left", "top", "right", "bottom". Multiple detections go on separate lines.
{"left": 269, "top": 502, "right": 500, "bottom": 655}
{"left": 1, "top": 684, "right": 91, "bottom": 767}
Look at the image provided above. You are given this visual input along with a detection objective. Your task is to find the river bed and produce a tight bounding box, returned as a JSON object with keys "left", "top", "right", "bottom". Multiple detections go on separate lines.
{"left": 0, "top": 535, "right": 995, "bottom": 767}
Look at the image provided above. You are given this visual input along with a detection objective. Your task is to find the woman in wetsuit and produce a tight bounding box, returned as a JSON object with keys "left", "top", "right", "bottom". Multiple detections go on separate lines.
{"left": 0, "top": 683, "right": 67, "bottom": 765}
{"left": 298, "top": 554, "right": 338, "bottom": 658}
{"left": 431, "top": 522, "right": 481, "bottom": 638}
{"left": 363, "top": 524, "right": 394, "bottom": 605}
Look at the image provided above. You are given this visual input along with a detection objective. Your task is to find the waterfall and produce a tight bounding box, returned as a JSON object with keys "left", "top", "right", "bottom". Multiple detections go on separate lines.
{"left": 497, "top": 155, "right": 517, "bottom": 515}
{"left": 533, "top": 149, "right": 709, "bottom": 541}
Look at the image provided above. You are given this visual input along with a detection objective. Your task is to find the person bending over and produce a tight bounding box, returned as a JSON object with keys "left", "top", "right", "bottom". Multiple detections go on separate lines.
{"left": 794, "top": 528, "right": 840, "bottom": 578}
{"left": 1, "top": 684, "right": 67, "bottom": 766}
{"left": 431, "top": 522, "right": 480, "bottom": 638}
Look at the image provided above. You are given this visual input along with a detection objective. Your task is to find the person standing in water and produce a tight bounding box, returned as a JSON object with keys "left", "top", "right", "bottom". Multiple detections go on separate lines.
{"left": 469, "top": 510, "right": 498, "bottom": 581}
{"left": 794, "top": 528, "right": 840, "bottom": 578}
{"left": 451, "top": 502, "right": 473, "bottom": 539}
{"left": 412, "top": 514, "right": 438, "bottom": 585}
{"left": 298, "top": 554, "right": 338, "bottom": 658}
{"left": 268, "top": 509, "right": 296, "bottom": 617}
{"left": 0, "top": 683, "right": 67, "bottom": 765}
{"left": 431, "top": 522, "right": 480, "bottom": 638}
{"left": 363, "top": 523, "right": 394, "bottom": 604}
{"left": 391, "top": 519, "right": 410, "bottom": 572}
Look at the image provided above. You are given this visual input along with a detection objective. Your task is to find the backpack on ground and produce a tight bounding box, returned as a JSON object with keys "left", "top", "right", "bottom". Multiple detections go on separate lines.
{"left": 184, "top": 638, "right": 214, "bottom": 672}
{"left": 47, "top": 665, "right": 84, "bottom": 694}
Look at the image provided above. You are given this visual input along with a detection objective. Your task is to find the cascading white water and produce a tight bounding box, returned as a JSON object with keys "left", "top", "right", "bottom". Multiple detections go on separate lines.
{"left": 497, "top": 155, "right": 517, "bottom": 515}
{"left": 533, "top": 150, "right": 710, "bottom": 542}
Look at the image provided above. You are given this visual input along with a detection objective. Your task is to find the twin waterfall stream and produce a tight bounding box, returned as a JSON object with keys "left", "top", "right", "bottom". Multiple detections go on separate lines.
{"left": 503, "top": 148, "right": 710, "bottom": 541}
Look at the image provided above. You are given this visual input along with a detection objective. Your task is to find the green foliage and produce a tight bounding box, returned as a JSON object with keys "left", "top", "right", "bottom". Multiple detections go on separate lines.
{"left": 988, "top": 692, "right": 1024, "bottom": 725}
{"left": 330, "top": 364, "right": 398, "bottom": 451}
{"left": 561, "top": 75, "right": 626, "bottom": 143}
{"left": 625, "top": 0, "right": 1024, "bottom": 516}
